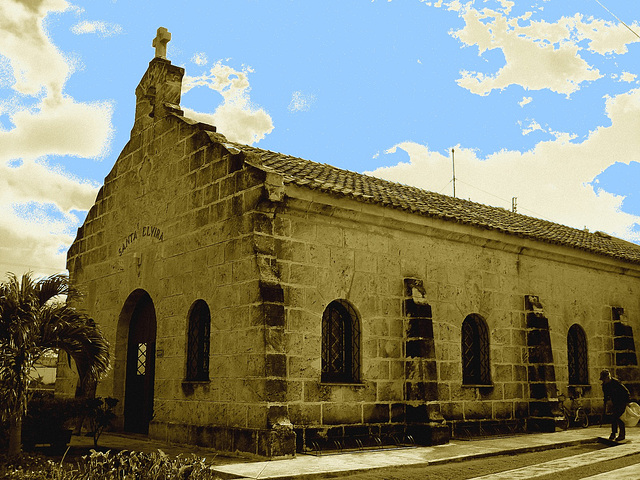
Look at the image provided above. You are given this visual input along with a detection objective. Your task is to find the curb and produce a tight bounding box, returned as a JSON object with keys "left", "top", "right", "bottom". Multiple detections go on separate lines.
{"left": 212, "top": 435, "right": 602, "bottom": 480}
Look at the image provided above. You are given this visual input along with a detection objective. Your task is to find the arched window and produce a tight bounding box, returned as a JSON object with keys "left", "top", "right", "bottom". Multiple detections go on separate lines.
{"left": 567, "top": 324, "right": 588, "bottom": 385}
{"left": 186, "top": 300, "right": 210, "bottom": 381}
{"left": 321, "top": 300, "right": 361, "bottom": 383}
{"left": 462, "top": 314, "right": 491, "bottom": 386}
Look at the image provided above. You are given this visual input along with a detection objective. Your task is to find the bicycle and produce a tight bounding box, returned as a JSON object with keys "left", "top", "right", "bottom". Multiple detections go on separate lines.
{"left": 557, "top": 392, "right": 589, "bottom": 430}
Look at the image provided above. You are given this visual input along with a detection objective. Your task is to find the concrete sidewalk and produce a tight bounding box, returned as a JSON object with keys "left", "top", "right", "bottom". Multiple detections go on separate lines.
{"left": 69, "top": 424, "right": 637, "bottom": 480}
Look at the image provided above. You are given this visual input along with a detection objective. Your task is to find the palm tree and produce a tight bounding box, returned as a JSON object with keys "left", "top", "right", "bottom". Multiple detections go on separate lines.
{"left": 0, "top": 272, "right": 110, "bottom": 456}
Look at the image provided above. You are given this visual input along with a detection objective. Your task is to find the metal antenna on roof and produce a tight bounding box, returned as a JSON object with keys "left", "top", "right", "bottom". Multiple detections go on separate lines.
{"left": 451, "top": 148, "right": 456, "bottom": 198}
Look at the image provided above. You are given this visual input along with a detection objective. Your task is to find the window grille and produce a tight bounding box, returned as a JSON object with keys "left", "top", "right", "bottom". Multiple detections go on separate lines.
{"left": 136, "top": 343, "right": 147, "bottom": 376}
{"left": 186, "top": 300, "right": 211, "bottom": 381}
{"left": 462, "top": 314, "right": 491, "bottom": 385}
{"left": 567, "top": 324, "right": 588, "bottom": 385}
{"left": 321, "top": 300, "right": 361, "bottom": 383}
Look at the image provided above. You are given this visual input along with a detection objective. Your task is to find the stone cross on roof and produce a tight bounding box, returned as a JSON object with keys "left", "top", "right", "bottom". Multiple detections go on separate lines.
{"left": 152, "top": 27, "right": 171, "bottom": 58}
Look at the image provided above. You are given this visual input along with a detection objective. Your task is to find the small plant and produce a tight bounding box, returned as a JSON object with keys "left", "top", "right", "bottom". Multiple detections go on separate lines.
{"left": 0, "top": 449, "right": 222, "bottom": 479}
{"left": 85, "top": 397, "right": 118, "bottom": 448}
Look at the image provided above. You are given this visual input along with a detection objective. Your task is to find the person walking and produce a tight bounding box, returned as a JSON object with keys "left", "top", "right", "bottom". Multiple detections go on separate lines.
{"left": 600, "top": 369, "right": 630, "bottom": 441}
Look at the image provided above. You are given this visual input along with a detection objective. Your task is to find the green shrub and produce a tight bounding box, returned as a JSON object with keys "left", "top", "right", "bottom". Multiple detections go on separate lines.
{"left": 0, "top": 450, "right": 222, "bottom": 479}
{"left": 22, "top": 396, "right": 85, "bottom": 450}
{"left": 84, "top": 397, "right": 118, "bottom": 447}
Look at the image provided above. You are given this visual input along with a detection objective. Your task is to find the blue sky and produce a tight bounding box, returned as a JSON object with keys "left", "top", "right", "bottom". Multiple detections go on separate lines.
{"left": 0, "top": 0, "right": 639, "bottom": 276}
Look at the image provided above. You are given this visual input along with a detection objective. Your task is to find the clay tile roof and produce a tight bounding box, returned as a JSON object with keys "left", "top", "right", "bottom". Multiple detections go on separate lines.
{"left": 229, "top": 141, "right": 640, "bottom": 265}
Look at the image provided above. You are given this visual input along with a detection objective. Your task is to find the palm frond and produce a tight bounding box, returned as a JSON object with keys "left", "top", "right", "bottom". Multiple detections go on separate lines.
{"left": 36, "top": 273, "right": 69, "bottom": 306}
{"left": 0, "top": 272, "right": 110, "bottom": 428}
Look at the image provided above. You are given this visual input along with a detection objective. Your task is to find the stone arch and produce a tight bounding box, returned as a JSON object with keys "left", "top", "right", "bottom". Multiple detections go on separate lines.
{"left": 461, "top": 313, "right": 491, "bottom": 386}
{"left": 321, "top": 299, "right": 361, "bottom": 383}
{"left": 567, "top": 323, "right": 588, "bottom": 386}
{"left": 115, "top": 289, "right": 157, "bottom": 434}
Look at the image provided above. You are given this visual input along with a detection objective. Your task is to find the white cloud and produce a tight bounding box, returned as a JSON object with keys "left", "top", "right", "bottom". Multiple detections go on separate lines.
{"left": 0, "top": 97, "right": 114, "bottom": 160}
{"left": 0, "top": 0, "right": 114, "bottom": 275}
{"left": 70, "top": 20, "right": 122, "bottom": 37}
{"left": 519, "top": 96, "right": 532, "bottom": 107}
{"left": 0, "top": 0, "right": 72, "bottom": 100}
{"left": 191, "top": 52, "right": 208, "bottom": 66}
{"left": 572, "top": 16, "right": 640, "bottom": 55}
{"left": 453, "top": 8, "right": 602, "bottom": 96}
{"left": 182, "top": 61, "right": 273, "bottom": 145}
{"left": 367, "top": 88, "right": 640, "bottom": 242}
{"left": 521, "top": 120, "right": 542, "bottom": 135}
{"left": 0, "top": 160, "right": 99, "bottom": 276}
{"left": 619, "top": 72, "right": 637, "bottom": 83}
{"left": 288, "top": 91, "right": 315, "bottom": 113}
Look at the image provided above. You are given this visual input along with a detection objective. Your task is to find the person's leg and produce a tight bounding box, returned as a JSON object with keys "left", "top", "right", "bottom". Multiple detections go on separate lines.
{"left": 613, "top": 404, "right": 626, "bottom": 441}
{"left": 617, "top": 418, "right": 626, "bottom": 440}
{"left": 610, "top": 408, "right": 618, "bottom": 440}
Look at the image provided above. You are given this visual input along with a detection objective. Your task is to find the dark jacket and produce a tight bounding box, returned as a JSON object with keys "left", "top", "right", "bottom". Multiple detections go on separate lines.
{"left": 603, "top": 377, "right": 630, "bottom": 406}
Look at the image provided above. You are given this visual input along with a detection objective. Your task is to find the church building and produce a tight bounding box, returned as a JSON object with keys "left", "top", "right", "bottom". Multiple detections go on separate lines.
{"left": 57, "top": 29, "right": 640, "bottom": 457}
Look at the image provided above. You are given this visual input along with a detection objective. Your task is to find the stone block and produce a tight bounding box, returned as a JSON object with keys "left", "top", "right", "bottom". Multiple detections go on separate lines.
{"left": 288, "top": 355, "right": 320, "bottom": 379}
{"left": 405, "top": 404, "right": 427, "bottom": 423}
{"left": 266, "top": 353, "right": 287, "bottom": 377}
{"left": 364, "top": 359, "right": 390, "bottom": 379}
{"left": 322, "top": 403, "right": 361, "bottom": 425}
{"left": 440, "top": 402, "right": 464, "bottom": 421}
{"left": 263, "top": 304, "right": 285, "bottom": 327}
{"left": 404, "top": 300, "right": 432, "bottom": 319}
{"left": 342, "top": 383, "right": 376, "bottom": 403}
{"left": 464, "top": 401, "right": 493, "bottom": 420}
{"left": 529, "top": 383, "right": 549, "bottom": 399}
{"left": 438, "top": 361, "right": 459, "bottom": 382}
{"left": 614, "top": 322, "right": 633, "bottom": 337}
{"left": 406, "top": 423, "right": 450, "bottom": 446}
{"left": 362, "top": 403, "right": 390, "bottom": 423}
{"left": 264, "top": 327, "right": 286, "bottom": 353}
{"left": 233, "top": 428, "right": 257, "bottom": 455}
{"left": 528, "top": 344, "right": 553, "bottom": 364}
{"left": 376, "top": 381, "right": 403, "bottom": 402}
{"left": 260, "top": 281, "right": 284, "bottom": 303}
{"left": 514, "top": 365, "right": 527, "bottom": 381}
{"left": 504, "top": 382, "right": 524, "bottom": 399}
{"left": 308, "top": 243, "right": 330, "bottom": 266}
{"left": 258, "top": 425, "right": 296, "bottom": 457}
{"left": 265, "top": 379, "right": 287, "bottom": 402}
{"left": 246, "top": 404, "right": 268, "bottom": 428}
{"left": 494, "top": 364, "right": 513, "bottom": 382}
{"left": 391, "top": 403, "right": 405, "bottom": 423}
{"left": 289, "top": 403, "right": 321, "bottom": 425}
{"left": 406, "top": 339, "right": 435, "bottom": 358}
{"left": 379, "top": 339, "right": 402, "bottom": 359}
{"left": 405, "top": 381, "right": 438, "bottom": 401}
{"left": 493, "top": 401, "right": 513, "bottom": 420}
{"left": 267, "top": 405, "right": 289, "bottom": 428}
{"left": 167, "top": 422, "right": 189, "bottom": 444}
{"left": 616, "top": 352, "right": 638, "bottom": 366}
{"left": 287, "top": 381, "right": 303, "bottom": 402}
{"left": 614, "top": 336, "right": 636, "bottom": 351}
{"left": 304, "top": 382, "right": 339, "bottom": 403}
{"left": 407, "top": 317, "right": 434, "bottom": 339}
{"left": 253, "top": 212, "right": 273, "bottom": 235}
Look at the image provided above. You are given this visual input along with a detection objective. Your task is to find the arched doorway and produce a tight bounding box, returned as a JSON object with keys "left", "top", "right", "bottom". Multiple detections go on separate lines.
{"left": 123, "top": 291, "right": 157, "bottom": 434}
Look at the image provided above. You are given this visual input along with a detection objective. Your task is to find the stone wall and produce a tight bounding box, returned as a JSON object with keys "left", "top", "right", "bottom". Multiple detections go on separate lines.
{"left": 62, "top": 91, "right": 295, "bottom": 455}
{"left": 268, "top": 190, "right": 640, "bottom": 446}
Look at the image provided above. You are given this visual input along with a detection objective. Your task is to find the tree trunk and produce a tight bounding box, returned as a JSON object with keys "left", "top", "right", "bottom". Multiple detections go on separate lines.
{"left": 8, "top": 413, "right": 22, "bottom": 456}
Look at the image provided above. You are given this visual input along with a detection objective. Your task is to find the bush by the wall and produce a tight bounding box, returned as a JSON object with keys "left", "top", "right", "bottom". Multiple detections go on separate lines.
{"left": 0, "top": 449, "right": 223, "bottom": 479}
